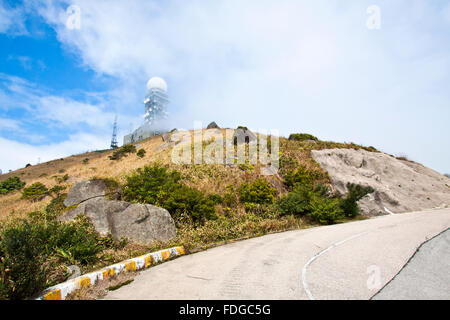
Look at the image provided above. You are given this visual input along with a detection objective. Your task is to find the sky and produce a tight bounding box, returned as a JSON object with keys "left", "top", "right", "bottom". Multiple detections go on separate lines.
{"left": 0, "top": 0, "right": 449, "bottom": 174}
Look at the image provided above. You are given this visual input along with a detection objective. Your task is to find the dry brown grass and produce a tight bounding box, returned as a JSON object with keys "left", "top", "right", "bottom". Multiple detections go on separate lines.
{"left": 0, "top": 130, "right": 377, "bottom": 221}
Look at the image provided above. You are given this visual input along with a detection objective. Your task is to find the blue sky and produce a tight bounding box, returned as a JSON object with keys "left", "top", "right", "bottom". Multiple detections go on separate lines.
{"left": 0, "top": 0, "right": 449, "bottom": 174}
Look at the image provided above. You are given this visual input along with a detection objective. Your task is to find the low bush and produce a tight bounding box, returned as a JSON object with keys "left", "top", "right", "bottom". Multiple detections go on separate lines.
{"left": 21, "top": 182, "right": 49, "bottom": 201}
{"left": 123, "top": 164, "right": 181, "bottom": 205}
{"left": 56, "top": 174, "right": 69, "bottom": 184}
{"left": 44, "top": 194, "right": 67, "bottom": 219}
{"left": 239, "top": 178, "right": 276, "bottom": 207}
{"left": 308, "top": 194, "right": 344, "bottom": 225}
{"left": 164, "top": 186, "right": 216, "bottom": 222}
{"left": 0, "top": 176, "right": 25, "bottom": 195}
{"left": 340, "top": 183, "right": 375, "bottom": 217}
{"left": 123, "top": 164, "right": 217, "bottom": 223}
{"left": 277, "top": 185, "right": 311, "bottom": 216}
{"left": 277, "top": 184, "right": 343, "bottom": 224}
{"left": 208, "top": 194, "right": 223, "bottom": 205}
{"left": 288, "top": 133, "right": 319, "bottom": 142}
{"left": 284, "top": 166, "right": 314, "bottom": 189}
{"left": 0, "top": 220, "right": 47, "bottom": 300}
{"left": 0, "top": 203, "right": 104, "bottom": 299}
{"left": 47, "top": 216, "right": 102, "bottom": 265}
{"left": 222, "top": 189, "right": 238, "bottom": 208}
{"left": 136, "top": 149, "right": 146, "bottom": 158}
{"left": 109, "top": 144, "right": 137, "bottom": 160}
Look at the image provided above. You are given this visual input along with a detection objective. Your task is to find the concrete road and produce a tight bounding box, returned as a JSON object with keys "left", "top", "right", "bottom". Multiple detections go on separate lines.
{"left": 373, "top": 228, "right": 449, "bottom": 300}
{"left": 104, "top": 208, "right": 450, "bottom": 300}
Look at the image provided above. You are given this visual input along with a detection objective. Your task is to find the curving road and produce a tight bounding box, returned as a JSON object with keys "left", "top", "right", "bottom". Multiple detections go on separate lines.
{"left": 104, "top": 208, "right": 450, "bottom": 300}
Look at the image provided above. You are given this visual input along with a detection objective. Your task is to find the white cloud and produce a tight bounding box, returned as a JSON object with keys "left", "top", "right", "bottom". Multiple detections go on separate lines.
{"left": 0, "top": 118, "right": 21, "bottom": 131}
{"left": 0, "top": 73, "right": 142, "bottom": 170}
{"left": 2, "top": 0, "right": 449, "bottom": 173}
{"left": 0, "top": 1, "right": 27, "bottom": 35}
{"left": 0, "top": 132, "right": 109, "bottom": 172}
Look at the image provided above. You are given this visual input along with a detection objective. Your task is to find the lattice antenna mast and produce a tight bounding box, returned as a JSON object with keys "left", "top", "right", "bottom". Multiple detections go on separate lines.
{"left": 110, "top": 115, "right": 118, "bottom": 149}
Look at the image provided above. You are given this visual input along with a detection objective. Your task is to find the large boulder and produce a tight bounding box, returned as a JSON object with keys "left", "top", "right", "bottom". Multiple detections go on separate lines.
{"left": 113, "top": 204, "right": 176, "bottom": 243}
{"left": 311, "top": 148, "right": 450, "bottom": 216}
{"left": 207, "top": 121, "right": 220, "bottom": 129}
{"left": 64, "top": 180, "right": 107, "bottom": 207}
{"left": 60, "top": 180, "right": 176, "bottom": 243}
{"left": 232, "top": 127, "right": 257, "bottom": 145}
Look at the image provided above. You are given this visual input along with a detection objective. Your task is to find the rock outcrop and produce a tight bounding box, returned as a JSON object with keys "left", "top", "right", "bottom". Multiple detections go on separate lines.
{"left": 311, "top": 148, "right": 450, "bottom": 216}
{"left": 207, "top": 121, "right": 220, "bottom": 129}
{"left": 63, "top": 180, "right": 110, "bottom": 207}
{"left": 60, "top": 180, "right": 176, "bottom": 243}
{"left": 232, "top": 127, "right": 257, "bottom": 145}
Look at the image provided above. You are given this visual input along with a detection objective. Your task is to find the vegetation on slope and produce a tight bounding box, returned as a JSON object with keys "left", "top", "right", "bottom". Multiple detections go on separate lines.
{"left": 0, "top": 130, "right": 377, "bottom": 299}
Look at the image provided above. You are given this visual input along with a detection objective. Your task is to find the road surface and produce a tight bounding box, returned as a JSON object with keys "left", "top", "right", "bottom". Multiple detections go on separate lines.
{"left": 373, "top": 227, "right": 449, "bottom": 299}
{"left": 104, "top": 208, "right": 450, "bottom": 300}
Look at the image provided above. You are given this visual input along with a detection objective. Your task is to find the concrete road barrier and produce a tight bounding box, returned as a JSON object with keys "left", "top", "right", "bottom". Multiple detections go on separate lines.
{"left": 37, "top": 246, "right": 185, "bottom": 300}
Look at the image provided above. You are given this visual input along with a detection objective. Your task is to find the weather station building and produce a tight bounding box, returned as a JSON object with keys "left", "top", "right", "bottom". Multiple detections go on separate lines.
{"left": 123, "top": 77, "right": 170, "bottom": 145}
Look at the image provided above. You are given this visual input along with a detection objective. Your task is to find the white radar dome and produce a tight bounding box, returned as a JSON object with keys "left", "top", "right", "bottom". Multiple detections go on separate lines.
{"left": 146, "top": 77, "right": 168, "bottom": 92}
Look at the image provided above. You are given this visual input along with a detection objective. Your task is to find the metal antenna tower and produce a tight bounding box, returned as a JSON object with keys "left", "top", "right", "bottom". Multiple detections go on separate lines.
{"left": 110, "top": 115, "right": 118, "bottom": 149}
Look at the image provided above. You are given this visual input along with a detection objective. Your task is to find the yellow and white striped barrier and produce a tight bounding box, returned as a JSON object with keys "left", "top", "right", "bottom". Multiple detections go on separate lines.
{"left": 37, "top": 246, "right": 185, "bottom": 300}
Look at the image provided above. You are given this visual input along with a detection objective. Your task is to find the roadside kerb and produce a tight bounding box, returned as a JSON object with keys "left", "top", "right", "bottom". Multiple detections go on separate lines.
{"left": 37, "top": 246, "right": 185, "bottom": 300}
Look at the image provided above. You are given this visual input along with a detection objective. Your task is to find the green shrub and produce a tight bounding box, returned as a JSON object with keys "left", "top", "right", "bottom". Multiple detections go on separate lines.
{"left": 0, "top": 177, "right": 26, "bottom": 195}
{"left": 136, "top": 149, "right": 146, "bottom": 158}
{"left": 208, "top": 194, "right": 223, "bottom": 205}
{"left": 340, "top": 183, "right": 375, "bottom": 217}
{"left": 288, "top": 133, "right": 319, "bottom": 142}
{"left": 48, "top": 185, "right": 66, "bottom": 198}
{"left": 82, "top": 158, "right": 89, "bottom": 164}
{"left": 0, "top": 198, "right": 112, "bottom": 299}
{"left": 277, "top": 185, "right": 311, "bottom": 216}
{"left": 284, "top": 166, "right": 314, "bottom": 189}
{"left": 123, "top": 164, "right": 181, "bottom": 205}
{"left": 164, "top": 186, "right": 216, "bottom": 222}
{"left": 222, "top": 191, "right": 238, "bottom": 208}
{"left": 109, "top": 144, "right": 137, "bottom": 160}
{"left": 0, "top": 220, "right": 47, "bottom": 300}
{"left": 21, "top": 182, "right": 49, "bottom": 201}
{"left": 313, "top": 184, "right": 331, "bottom": 197}
{"left": 279, "top": 154, "right": 297, "bottom": 173}
{"left": 48, "top": 216, "right": 101, "bottom": 265}
{"left": 277, "top": 183, "right": 343, "bottom": 224}
{"left": 56, "top": 174, "right": 69, "bottom": 184}
{"left": 44, "top": 194, "right": 67, "bottom": 219}
{"left": 123, "top": 164, "right": 216, "bottom": 223}
{"left": 308, "top": 194, "right": 344, "bottom": 225}
{"left": 239, "top": 178, "right": 276, "bottom": 206}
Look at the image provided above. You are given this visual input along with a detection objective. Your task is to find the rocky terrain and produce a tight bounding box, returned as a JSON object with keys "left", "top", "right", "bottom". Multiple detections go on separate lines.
{"left": 311, "top": 148, "right": 450, "bottom": 216}
{"left": 59, "top": 180, "right": 176, "bottom": 243}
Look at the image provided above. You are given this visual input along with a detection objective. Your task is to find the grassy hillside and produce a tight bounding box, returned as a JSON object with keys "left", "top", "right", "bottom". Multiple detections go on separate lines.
{"left": 0, "top": 128, "right": 377, "bottom": 299}
{"left": 0, "top": 129, "right": 376, "bottom": 220}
